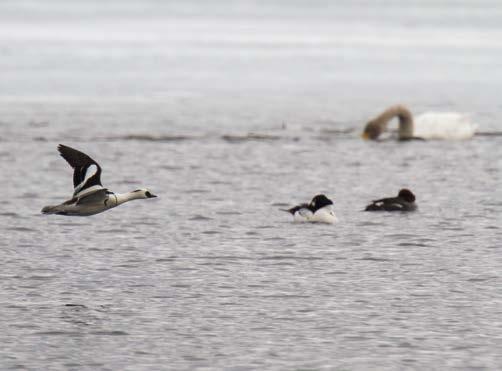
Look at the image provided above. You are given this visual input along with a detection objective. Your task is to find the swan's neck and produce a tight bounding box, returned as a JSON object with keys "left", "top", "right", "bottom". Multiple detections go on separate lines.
{"left": 375, "top": 105, "right": 414, "bottom": 139}
{"left": 114, "top": 191, "right": 144, "bottom": 205}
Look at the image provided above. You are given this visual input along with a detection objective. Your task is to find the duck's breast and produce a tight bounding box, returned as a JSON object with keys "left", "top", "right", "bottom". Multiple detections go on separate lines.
{"left": 310, "top": 205, "right": 338, "bottom": 224}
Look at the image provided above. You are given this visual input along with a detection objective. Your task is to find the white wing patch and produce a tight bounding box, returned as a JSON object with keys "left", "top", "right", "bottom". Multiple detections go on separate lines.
{"left": 73, "top": 164, "right": 98, "bottom": 194}
{"left": 294, "top": 208, "right": 313, "bottom": 222}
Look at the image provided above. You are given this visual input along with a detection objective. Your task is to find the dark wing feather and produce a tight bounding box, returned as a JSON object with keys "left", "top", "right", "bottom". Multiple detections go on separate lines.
{"left": 58, "top": 144, "right": 103, "bottom": 195}
{"left": 284, "top": 203, "right": 310, "bottom": 215}
{"left": 365, "top": 197, "right": 393, "bottom": 211}
{"left": 75, "top": 189, "right": 109, "bottom": 205}
{"left": 371, "top": 197, "right": 393, "bottom": 204}
{"left": 365, "top": 196, "right": 413, "bottom": 211}
{"left": 365, "top": 202, "right": 381, "bottom": 211}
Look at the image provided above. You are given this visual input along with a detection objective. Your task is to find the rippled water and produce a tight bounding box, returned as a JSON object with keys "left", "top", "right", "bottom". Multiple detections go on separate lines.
{"left": 1, "top": 1, "right": 502, "bottom": 370}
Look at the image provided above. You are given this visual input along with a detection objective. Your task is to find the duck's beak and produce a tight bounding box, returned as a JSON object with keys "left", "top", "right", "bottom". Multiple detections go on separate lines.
{"left": 148, "top": 193, "right": 158, "bottom": 198}
{"left": 361, "top": 131, "right": 370, "bottom": 140}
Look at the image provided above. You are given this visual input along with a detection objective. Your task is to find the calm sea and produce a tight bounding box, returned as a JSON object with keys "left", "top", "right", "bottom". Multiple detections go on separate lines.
{"left": 1, "top": 1, "right": 501, "bottom": 369}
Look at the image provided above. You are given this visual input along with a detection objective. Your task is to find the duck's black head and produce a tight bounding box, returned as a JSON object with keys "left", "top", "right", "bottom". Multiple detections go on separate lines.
{"left": 398, "top": 189, "right": 415, "bottom": 203}
{"left": 310, "top": 194, "right": 333, "bottom": 210}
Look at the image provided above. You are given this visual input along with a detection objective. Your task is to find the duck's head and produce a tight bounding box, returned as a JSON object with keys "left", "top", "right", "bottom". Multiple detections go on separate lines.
{"left": 310, "top": 194, "right": 333, "bottom": 210}
{"left": 362, "top": 120, "right": 382, "bottom": 140}
{"left": 398, "top": 189, "right": 415, "bottom": 203}
{"left": 132, "top": 188, "right": 158, "bottom": 199}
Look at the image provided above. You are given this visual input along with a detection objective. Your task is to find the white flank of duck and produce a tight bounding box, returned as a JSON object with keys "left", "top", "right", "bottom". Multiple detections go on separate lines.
{"left": 282, "top": 194, "right": 338, "bottom": 224}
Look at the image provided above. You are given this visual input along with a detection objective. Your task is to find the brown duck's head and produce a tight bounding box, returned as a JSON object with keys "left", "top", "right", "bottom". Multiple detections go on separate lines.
{"left": 398, "top": 188, "right": 416, "bottom": 203}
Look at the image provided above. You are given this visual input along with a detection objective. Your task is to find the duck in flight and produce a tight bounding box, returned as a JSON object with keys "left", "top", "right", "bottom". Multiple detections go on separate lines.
{"left": 281, "top": 194, "right": 338, "bottom": 224}
{"left": 41, "top": 144, "right": 157, "bottom": 216}
{"left": 364, "top": 189, "right": 417, "bottom": 212}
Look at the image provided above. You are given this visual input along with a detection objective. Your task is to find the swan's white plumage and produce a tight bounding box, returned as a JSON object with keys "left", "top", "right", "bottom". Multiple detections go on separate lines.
{"left": 413, "top": 112, "right": 477, "bottom": 140}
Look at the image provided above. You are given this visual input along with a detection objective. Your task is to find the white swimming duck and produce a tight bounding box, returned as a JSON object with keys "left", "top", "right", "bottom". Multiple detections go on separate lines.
{"left": 41, "top": 144, "right": 157, "bottom": 216}
{"left": 362, "top": 105, "right": 477, "bottom": 141}
{"left": 282, "top": 194, "right": 338, "bottom": 224}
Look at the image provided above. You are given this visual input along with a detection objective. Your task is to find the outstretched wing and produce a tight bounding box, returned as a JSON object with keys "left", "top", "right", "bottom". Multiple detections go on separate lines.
{"left": 58, "top": 144, "right": 104, "bottom": 197}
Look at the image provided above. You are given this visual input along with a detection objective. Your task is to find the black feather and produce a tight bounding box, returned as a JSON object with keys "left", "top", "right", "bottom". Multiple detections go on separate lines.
{"left": 57, "top": 144, "right": 103, "bottom": 194}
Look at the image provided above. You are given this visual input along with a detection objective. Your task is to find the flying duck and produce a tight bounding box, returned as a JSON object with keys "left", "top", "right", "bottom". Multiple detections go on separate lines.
{"left": 281, "top": 194, "right": 338, "bottom": 224}
{"left": 41, "top": 144, "right": 157, "bottom": 216}
{"left": 362, "top": 105, "right": 476, "bottom": 141}
{"left": 364, "top": 189, "right": 417, "bottom": 212}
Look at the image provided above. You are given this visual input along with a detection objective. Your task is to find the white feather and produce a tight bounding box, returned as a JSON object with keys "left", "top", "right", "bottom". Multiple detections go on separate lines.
{"left": 293, "top": 205, "right": 338, "bottom": 224}
{"left": 309, "top": 205, "right": 338, "bottom": 224}
{"left": 73, "top": 164, "right": 98, "bottom": 194}
{"left": 293, "top": 208, "right": 313, "bottom": 222}
{"left": 414, "top": 112, "right": 477, "bottom": 140}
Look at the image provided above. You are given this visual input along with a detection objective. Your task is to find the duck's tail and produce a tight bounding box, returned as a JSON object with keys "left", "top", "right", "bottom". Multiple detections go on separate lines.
{"left": 279, "top": 208, "right": 293, "bottom": 214}
{"left": 41, "top": 205, "right": 63, "bottom": 215}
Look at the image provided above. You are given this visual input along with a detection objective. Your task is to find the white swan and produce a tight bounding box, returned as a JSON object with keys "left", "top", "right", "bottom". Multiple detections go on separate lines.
{"left": 362, "top": 105, "right": 477, "bottom": 140}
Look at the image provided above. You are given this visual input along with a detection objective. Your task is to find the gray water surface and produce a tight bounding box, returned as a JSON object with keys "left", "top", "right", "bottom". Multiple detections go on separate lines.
{"left": 1, "top": 1, "right": 502, "bottom": 370}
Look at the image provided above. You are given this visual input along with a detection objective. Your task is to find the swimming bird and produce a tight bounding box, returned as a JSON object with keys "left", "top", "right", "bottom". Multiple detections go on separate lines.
{"left": 365, "top": 189, "right": 417, "bottom": 212}
{"left": 41, "top": 144, "right": 157, "bottom": 216}
{"left": 362, "top": 105, "right": 476, "bottom": 141}
{"left": 281, "top": 194, "right": 338, "bottom": 224}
